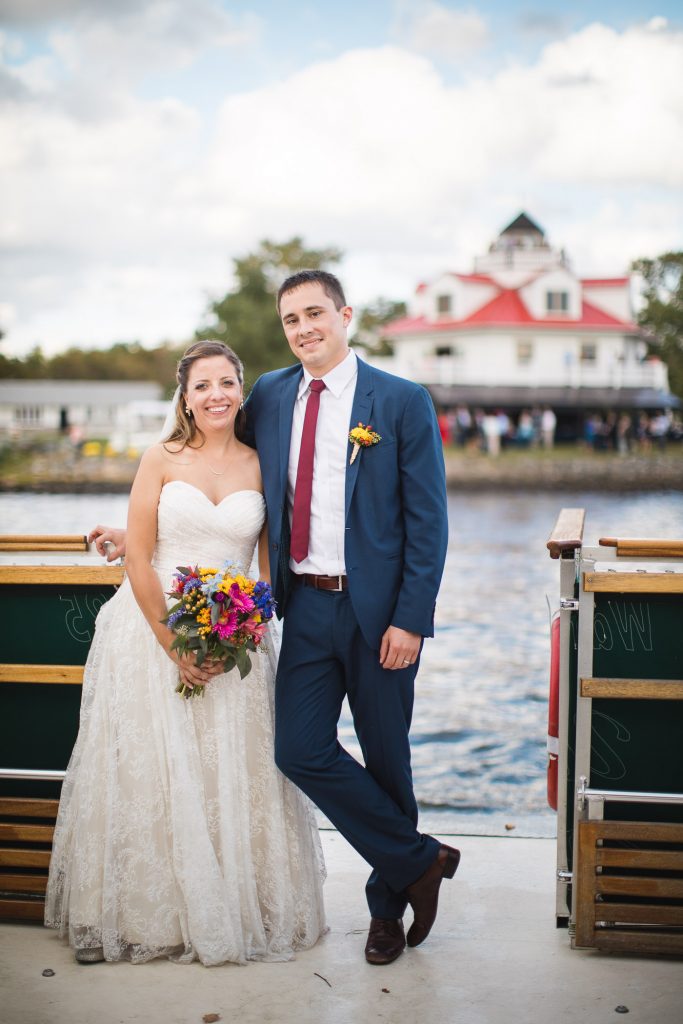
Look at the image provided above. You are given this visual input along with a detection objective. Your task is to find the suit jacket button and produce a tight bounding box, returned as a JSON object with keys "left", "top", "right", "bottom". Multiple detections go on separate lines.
{"left": 272, "top": 542, "right": 278, "bottom": 551}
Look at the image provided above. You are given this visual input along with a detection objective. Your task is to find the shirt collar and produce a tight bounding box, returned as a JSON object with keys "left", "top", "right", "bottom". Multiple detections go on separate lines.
{"left": 298, "top": 348, "right": 357, "bottom": 399}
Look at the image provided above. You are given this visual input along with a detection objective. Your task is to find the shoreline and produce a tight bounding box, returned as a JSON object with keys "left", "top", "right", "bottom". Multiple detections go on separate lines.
{"left": 2, "top": 450, "right": 682, "bottom": 493}
{"left": 443, "top": 450, "right": 683, "bottom": 491}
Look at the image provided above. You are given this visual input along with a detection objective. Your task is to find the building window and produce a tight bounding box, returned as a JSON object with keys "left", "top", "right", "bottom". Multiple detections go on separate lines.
{"left": 580, "top": 342, "right": 597, "bottom": 363}
{"left": 546, "top": 290, "right": 569, "bottom": 314}
{"left": 435, "top": 345, "right": 456, "bottom": 357}
{"left": 14, "top": 406, "right": 41, "bottom": 424}
{"left": 436, "top": 294, "right": 452, "bottom": 315}
{"left": 516, "top": 341, "right": 534, "bottom": 365}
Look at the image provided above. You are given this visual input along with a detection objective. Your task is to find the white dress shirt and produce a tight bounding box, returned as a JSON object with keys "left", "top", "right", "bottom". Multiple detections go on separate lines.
{"left": 287, "top": 349, "right": 357, "bottom": 575}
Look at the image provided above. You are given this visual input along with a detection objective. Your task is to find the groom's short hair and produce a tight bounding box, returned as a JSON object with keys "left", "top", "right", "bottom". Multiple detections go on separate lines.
{"left": 277, "top": 270, "right": 346, "bottom": 313}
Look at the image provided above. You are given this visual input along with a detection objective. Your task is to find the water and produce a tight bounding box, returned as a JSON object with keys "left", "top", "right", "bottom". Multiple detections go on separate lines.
{"left": 3, "top": 489, "right": 683, "bottom": 837}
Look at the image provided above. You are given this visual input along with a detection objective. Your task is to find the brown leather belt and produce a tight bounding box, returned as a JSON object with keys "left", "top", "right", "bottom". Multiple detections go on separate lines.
{"left": 292, "top": 572, "right": 348, "bottom": 592}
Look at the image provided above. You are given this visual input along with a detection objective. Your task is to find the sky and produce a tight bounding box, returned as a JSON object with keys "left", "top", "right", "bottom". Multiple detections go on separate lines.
{"left": 1, "top": 0, "right": 682, "bottom": 356}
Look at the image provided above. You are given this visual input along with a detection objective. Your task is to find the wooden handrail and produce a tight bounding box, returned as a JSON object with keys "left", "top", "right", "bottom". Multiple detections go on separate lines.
{"left": 0, "top": 566, "right": 125, "bottom": 585}
{"left": 0, "top": 534, "right": 88, "bottom": 552}
{"left": 599, "top": 537, "right": 683, "bottom": 558}
{"left": 547, "top": 508, "right": 585, "bottom": 559}
{"left": 584, "top": 571, "right": 683, "bottom": 594}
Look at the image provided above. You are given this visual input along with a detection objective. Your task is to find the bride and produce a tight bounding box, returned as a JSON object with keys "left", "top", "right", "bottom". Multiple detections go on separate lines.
{"left": 45, "top": 340, "right": 326, "bottom": 965}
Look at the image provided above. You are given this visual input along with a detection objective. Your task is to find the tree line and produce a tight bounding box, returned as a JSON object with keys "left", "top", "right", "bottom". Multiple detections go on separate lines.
{"left": 0, "top": 238, "right": 404, "bottom": 396}
{"left": 1, "top": 239, "right": 680, "bottom": 398}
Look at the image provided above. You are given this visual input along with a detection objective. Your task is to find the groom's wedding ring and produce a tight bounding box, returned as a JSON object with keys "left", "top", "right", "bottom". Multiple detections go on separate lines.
{"left": 402, "top": 659, "right": 410, "bottom": 664}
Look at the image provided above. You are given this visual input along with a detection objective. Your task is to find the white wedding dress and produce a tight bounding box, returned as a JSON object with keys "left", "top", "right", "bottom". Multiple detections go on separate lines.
{"left": 45, "top": 482, "right": 326, "bottom": 965}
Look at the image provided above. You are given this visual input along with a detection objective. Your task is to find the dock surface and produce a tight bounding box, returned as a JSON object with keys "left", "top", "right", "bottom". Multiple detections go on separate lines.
{"left": 1, "top": 832, "right": 681, "bottom": 1024}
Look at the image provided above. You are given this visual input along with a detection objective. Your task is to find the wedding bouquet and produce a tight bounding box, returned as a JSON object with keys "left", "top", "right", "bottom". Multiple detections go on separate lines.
{"left": 163, "top": 563, "right": 276, "bottom": 698}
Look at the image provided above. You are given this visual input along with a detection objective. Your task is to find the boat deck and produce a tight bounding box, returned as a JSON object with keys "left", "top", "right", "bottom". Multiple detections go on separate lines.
{"left": 1, "top": 832, "right": 681, "bottom": 1024}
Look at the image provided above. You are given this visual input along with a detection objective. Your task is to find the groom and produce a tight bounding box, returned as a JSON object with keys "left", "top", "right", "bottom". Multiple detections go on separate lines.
{"left": 246, "top": 271, "right": 458, "bottom": 965}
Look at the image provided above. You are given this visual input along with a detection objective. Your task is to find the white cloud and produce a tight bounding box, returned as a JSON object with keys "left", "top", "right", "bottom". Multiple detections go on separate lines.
{"left": 1, "top": 15, "right": 682, "bottom": 355}
{"left": 47, "top": 1, "right": 262, "bottom": 85}
{"left": 394, "top": 2, "right": 489, "bottom": 59}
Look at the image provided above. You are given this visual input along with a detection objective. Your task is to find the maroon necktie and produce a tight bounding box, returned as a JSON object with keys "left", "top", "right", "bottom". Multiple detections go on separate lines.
{"left": 290, "top": 379, "right": 326, "bottom": 563}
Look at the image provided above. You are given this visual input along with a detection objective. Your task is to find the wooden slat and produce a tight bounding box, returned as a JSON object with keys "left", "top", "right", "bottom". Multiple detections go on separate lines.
{"left": 596, "top": 903, "right": 683, "bottom": 926}
{"left": 0, "top": 542, "right": 88, "bottom": 552}
{"left": 0, "top": 873, "right": 48, "bottom": 894}
{"left": 0, "top": 664, "right": 84, "bottom": 685}
{"left": 597, "top": 848, "right": 683, "bottom": 871}
{"left": 581, "top": 677, "right": 683, "bottom": 700}
{"left": 0, "top": 565, "right": 125, "bottom": 585}
{"left": 592, "top": 931, "right": 683, "bottom": 956}
{"left": 0, "top": 534, "right": 87, "bottom": 544}
{"left": 600, "top": 537, "right": 683, "bottom": 558}
{"left": 0, "top": 848, "right": 51, "bottom": 868}
{"left": 584, "top": 571, "right": 683, "bottom": 594}
{"left": 575, "top": 820, "right": 683, "bottom": 953}
{"left": 0, "top": 822, "right": 54, "bottom": 843}
{"left": 547, "top": 508, "right": 585, "bottom": 559}
{"left": 0, "top": 798, "right": 59, "bottom": 818}
{"left": 589, "top": 821, "right": 683, "bottom": 843}
{"left": 575, "top": 820, "right": 601, "bottom": 948}
{"left": 0, "top": 898, "right": 45, "bottom": 921}
{"left": 597, "top": 876, "right": 683, "bottom": 900}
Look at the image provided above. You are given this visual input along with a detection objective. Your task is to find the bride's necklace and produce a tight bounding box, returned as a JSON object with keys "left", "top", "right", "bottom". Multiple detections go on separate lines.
{"left": 206, "top": 457, "right": 230, "bottom": 477}
{"left": 204, "top": 446, "right": 235, "bottom": 477}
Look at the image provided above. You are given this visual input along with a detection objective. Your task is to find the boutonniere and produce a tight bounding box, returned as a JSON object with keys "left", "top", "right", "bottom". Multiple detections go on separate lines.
{"left": 348, "top": 423, "right": 382, "bottom": 465}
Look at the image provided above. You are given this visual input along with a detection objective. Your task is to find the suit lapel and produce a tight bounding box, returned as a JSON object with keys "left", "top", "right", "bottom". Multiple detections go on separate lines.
{"left": 345, "top": 357, "right": 374, "bottom": 521}
{"left": 278, "top": 369, "right": 301, "bottom": 500}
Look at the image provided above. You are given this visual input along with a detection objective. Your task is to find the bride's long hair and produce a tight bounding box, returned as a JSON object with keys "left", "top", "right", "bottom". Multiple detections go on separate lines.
{"left": 163, "top": 340, "right": 246, "bottom": 450}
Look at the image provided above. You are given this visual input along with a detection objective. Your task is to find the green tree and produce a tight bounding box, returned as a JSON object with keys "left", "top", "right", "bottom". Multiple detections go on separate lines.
{"left": 0, "top": 340, "right": 185, "bottom": 394}
{"left": 352, "top": 298, "right": 407, "bottom": 356}
{"left": 632, "top": 251, "right": 683, "bottom": 398}
{"left": 0, "top": 346, "right": 49, "bottom": 379}
{"left": 195, "top": 237, "right": 342, "bottom": 387}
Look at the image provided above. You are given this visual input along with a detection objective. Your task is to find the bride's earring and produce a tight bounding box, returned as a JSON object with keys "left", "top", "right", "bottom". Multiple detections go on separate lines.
{"left": 185, "top": 406, "right": 192, "bottom": 416}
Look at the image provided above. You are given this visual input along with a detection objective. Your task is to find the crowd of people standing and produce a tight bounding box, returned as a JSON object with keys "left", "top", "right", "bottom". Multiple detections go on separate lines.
{"left": 437, "top": 406, "right": 557, "bottom": 454}
{"left": 436, "top": 406, "right": 681, "bottom": 455}
{"left": 582, "top": 410, "right": 680, "bottom": 454}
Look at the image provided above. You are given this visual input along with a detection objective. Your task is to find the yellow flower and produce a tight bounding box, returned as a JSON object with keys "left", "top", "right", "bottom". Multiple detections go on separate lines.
{"left": 348, "top": 422, "right": 381, "bottom": 464}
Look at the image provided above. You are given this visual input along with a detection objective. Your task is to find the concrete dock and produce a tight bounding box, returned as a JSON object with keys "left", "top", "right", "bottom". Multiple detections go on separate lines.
{"left": 1, "top": 831, "right": 681, "bottom": 1024}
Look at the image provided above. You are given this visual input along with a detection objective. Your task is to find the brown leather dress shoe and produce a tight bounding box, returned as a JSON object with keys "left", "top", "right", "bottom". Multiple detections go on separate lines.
{"left": 364, "top": 917, "right": 406, "bottom": 965}
{"left": 405, "top": 843, "right": 461, "bottom": 947}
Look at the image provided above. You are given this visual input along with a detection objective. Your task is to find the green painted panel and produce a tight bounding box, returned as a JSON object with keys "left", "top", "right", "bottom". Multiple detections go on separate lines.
{"left": 591, "top": 593, "right": 683, "bottom": 822}
{"left": 0, "top": 585, "right": 113, "bottom": 665}
{"left": 0, "top": 581, "right": 117, "bottom": 801}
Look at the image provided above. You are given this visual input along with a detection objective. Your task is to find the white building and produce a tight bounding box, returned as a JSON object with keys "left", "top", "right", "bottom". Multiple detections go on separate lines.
{"left": 0, "top": 380, "right": 168, "bottom": 450}
{"left": 373, "top": 213, "right": 676, "bottom": 434}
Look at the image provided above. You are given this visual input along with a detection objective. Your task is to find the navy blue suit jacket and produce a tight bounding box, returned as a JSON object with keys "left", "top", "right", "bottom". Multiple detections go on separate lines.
{"left": 245, "top": 356, "right": 448, "bottom": 650}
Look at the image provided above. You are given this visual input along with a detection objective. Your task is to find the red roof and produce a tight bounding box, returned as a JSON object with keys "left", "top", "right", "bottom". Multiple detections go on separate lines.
{"left": 384, "top": 287, "right": 635, "bottom": 336}
{"left": 581, "top": 277, "right": 629, "bottom": 287}
{"left": 463, "top": 289, "right": 532, "bottom": 324}
{"left": 452, "top": 272, "right": 496, "bottom": 285}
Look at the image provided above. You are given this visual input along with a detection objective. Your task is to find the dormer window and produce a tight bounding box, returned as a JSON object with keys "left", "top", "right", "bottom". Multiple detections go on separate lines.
{"left": 516, "top": 340, "right": 534, "bottom": 365}
{"left": 436, "top": 294, "right": 452, "bottom": 315}
{"left": 546, "top": 290, "right": 569, "bottom": 314}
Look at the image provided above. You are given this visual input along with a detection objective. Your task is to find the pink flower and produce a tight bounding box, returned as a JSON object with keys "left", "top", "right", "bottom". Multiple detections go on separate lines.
{"left": 243, "top": 615, "right": 267, "bottom": 641}
{"left": 213, "top": 611, "right": 238, "bottom": 639}
{"left": 229, "top": 583, "right": 255, "bottom": 614}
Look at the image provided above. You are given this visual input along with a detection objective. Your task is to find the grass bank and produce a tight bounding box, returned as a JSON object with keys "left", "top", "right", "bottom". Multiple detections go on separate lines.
{"left": 444, "top": 445, "right": 683, "bottom": 491}
{"left": 1, "top": 440, "right": 682, "bottom": 493}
